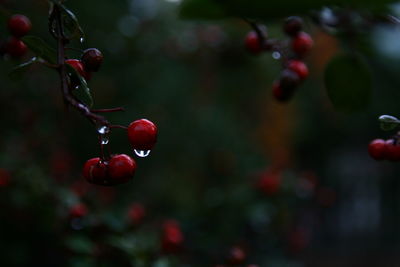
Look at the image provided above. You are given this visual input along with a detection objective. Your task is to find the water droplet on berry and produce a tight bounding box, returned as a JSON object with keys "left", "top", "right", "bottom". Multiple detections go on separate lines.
{"left": 272, "top": 51, "right": 281, "bottom": 59}
{"left": 97, "top": 125, "right": 110, "bottom": 135}
{"left": 134, "top": 149, "right": 151, "bottom": 158}
{"left": 80, "top": 37, "right": 85, "bottom": 43}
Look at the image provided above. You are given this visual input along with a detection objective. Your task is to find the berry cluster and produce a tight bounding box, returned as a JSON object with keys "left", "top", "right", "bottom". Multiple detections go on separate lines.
{"left": 1, "top": 14, "right": 31, "bottom": 58}
{"left": 66, "top": 48, "right": 103, "bottom": 87}
{"left": 368, "top": 138, "right": 400, "bottom": 161}
{"left": 83, "top": 119, "right": 157, "bottom": 186}
{"left": 244, "top": 16, "right": 313, "bottom": 102}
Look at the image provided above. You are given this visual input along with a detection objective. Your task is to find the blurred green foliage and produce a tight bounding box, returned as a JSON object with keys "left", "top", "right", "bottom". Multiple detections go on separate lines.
{"left": 2, "top": 0, "right": 400, "bottom": 266}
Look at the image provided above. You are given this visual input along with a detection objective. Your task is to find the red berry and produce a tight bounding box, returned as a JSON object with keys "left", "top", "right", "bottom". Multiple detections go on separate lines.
{"left": 257, "top": 170, "right": 281, "bottom": 195}
{"left": 108, "top": 154, "right": 136, "bottom": 183}
{"left": 6, "top": 37, "right": 27, "bottom": 58}
{"left": 81, "top": 48, "right": 103, "bottom": 72}
{"left": 283, "top": 16, "right": 303, "bottom": 36}
{"left": 127, "top": 203, "right": 146, "bottom": 225}
{"left": 287, "top": 60, "right": 309, "bottom": 80}
{"left": 280, "top": 69, "right": 300, "bottom": 90}
{"left": 385, "top": 139, "right": 400, "bottom": 161}
{"left": 8, "top": 14, "right": 31, "bottom": 37}
{"left": 291, "top": 32, "right": 313, "bottom": 56}
{"left": 65, "top": 59, "right": 91, "bottom": 81}
{"left": 128, "top": 119, "right": 158, "bottom": 151}
{"left": 245, "top": 31, "right": 263, "bottom": 54}
{"left": 82, "top": 157, "right": 108, "bottom": 184}
{"left": 161, "top": 220, "right": 184, "bottom": 253}
{"left": 69, "top": 203, "right": 88, "bottom": 218}
{"left": 227, "top": 246, "right": 246, "bottom": 265}
{"left": 0, "top": 169, "right": 11, "bottom": 187}
{"left": 368, "top": 139, "right": 387, "bottom": 160}
{"left": 272, "top": 81, "right": 293, "bottom": 102}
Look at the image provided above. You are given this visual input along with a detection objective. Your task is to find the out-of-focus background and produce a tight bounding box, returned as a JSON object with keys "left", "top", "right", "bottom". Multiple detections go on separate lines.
{"left": 2, "top": 0, "right": 400, "bottom": 266}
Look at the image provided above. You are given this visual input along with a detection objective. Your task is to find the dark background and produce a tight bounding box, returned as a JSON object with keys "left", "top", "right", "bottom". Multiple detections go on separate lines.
{"left": 1, "top": 0, "right": 400, "bottom": 266}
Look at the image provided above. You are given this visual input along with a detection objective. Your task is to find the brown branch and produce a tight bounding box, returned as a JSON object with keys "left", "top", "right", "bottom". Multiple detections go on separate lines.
{"left": 53, "top": 4, "right": 109, "bottom": 126}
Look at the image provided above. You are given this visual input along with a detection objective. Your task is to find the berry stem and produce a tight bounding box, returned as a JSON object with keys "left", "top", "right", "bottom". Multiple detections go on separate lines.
{"left": 52, "top": 4, "right": 109, "bottom": 126}
{"left": 91, "top": 107, "right": 125, "bottom": 113}
{"left": 109, "top": 125, "right": 128, "bottom": 130}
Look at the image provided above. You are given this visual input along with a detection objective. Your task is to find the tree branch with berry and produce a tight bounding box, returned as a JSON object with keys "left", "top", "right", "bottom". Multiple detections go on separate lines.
{"left": 7, "top": 0, "right": 158, "bottom": 186}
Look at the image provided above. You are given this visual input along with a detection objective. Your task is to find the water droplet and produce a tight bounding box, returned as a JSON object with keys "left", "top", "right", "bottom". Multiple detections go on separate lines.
{"left": 97, "top": 125, "right": 110, "bottom": 135}
{"left": 101, "top": 136, "right": 109, "bottom": 145}
{"left": 134, "top": 149, "right": 151, "bottom": 158}
{"left": 272, "top": 51, "right": 281, "bottom": 60}
{"left": 80, "top": 37, "right": 85, "bottom": 43}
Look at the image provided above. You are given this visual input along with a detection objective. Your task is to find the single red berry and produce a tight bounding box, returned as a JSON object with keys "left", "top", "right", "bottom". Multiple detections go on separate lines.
{"left": 287, "top": 60, "right": 309, "bottom": 80}
{"left": 227, "top": 246, "right": 246, "bottom": 265}
{"left": 128, "top": 119, "right": 158, "bottom": 151}
{"left": 0, "top": 169, "right": 11, "bottom": 187}
{"left": 8, "top": 14, "right": 32, "bottom": 37}
{"left": 108, "top": 154, "right": 136, "bottom": 183}
{"left": 283, "top": 16, "right": 303, "bottom": 36}
{"left": 127, "top": 203, "right": 146, "bottom": 225}
{"left": 83, "top": 157, "right": 109, "bottom": 184}
{"left": 65, "top": 59, "right": 91, "bottom": 81}
{"left": 272, "top": 81, "right": 294, "bottom": 102}
{"left": 245, "top": 31, "right": 263, "bottom": 54}
{"left": 368, "top": 139, "right": 387, "bottom": 160}
{"left": 81, "top": 48, "right": 103, "bottom": 72}
{"left": 257, "top": 170, "right": 281, "bottom": 195}
{"left": 69, "top": 203, "right": 88, "bottom": 218}
{"left": 385, "top": 139, "right": 400, "bottom": 161}
{"left": 162, "top": 220, "right": 184, "bottom": 253}
{"left": 291, "top": 32, "right": 313, "bottom": 56}
{"left": 6, "top": 37, "right": 27, "bottom": 58}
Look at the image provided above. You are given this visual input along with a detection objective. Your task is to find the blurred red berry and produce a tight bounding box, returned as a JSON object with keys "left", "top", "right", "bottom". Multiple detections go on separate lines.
{"left": 245, "top": 31, "right": 263, "bottom": 54}
{"left": 161, "top": 219, "right": 184, "bottom": 253}
{"left": 6, "top": 37, "right": 27, "bottom": 58}
{"left": 257, "top": 170, "right": 281, "bottom": 195}
{"left": 283, "top": 16, "right": 303, "bottom": 36}
{"left": 227, "top": 246, "right": 246, "bottom": 265}
{"left": 8, "top": 14, "right": 31, "bottom": 37}
{"left": 0, "top": 169, "right": 11, "bottom": 187}
{"left": 287, "top": 60, "right": 309, "bottom": 80}
{"left": 128, "top": 119, "right": 158, "bottom": 151}
{"left": 291, "top": 32, "right": 313, "bottom": 56}
{"left": 127, "top": 203, "right": 146, "bottom": 225}
{"left": 69, "top": 203, "right": 88, "bottom": 218}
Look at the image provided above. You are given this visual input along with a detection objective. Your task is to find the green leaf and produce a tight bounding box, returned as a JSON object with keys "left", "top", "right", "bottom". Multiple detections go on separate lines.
{"left": 21, "top": 36, "right": 57, "bottom": 64}
{"left": 324, "top": 53, "right": 372, "bottom": 112}
{"left": 59, "top": 5, "right": 84, "bottom": 40}
{"left": 66, "top": 64, "right": 93, "bottom": 107}
{"left": 179, "top": 0, "right": 398, "bottom": 19}
{"left": 9, "top": 57, "right": 38, "bottom": 80}
{"left": 65, "top": 236, "right": 94, "bottom": 254}
{"left": 379, "top": 115, "right": 400, "bottom": 131}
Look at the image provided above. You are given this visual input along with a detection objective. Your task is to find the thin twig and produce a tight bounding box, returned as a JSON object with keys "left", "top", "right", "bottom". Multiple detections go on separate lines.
{"left": 53, "top": 4, "right": 109, "bottom": 126}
